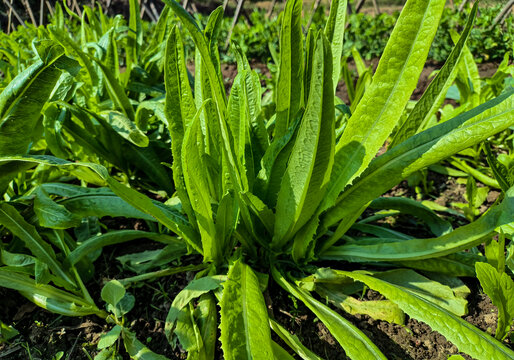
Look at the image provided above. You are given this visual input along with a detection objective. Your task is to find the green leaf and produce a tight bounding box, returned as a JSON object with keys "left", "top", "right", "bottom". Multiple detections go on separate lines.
{"left": 272, "top": 267, "right": 386, "bottom": 359}
{"left": 0, "top": 203, "right": 75, "bottom": 287}
{"left": 98, "top": 325, "right": 122, "bottom": 349}
{"left": 99, "top": 110, "right": 149, "bottom": 147}
{"left": 316, "top": 284, "right": 405, "bottom": 324}
{"left": 325, "top": 0, "right": 447, "bottom": 205}
{"left": 163, "top": 0, "right": 226, "bottom": 114}
{"left": 321, "top": 88, "right": 514, "bottom": 249}
{"left": 395, "top": 252, "right": 480, "bottom": 277}
{"left": 476, "top": 262, "right": 514, "bottom": 340}
{"left": 485, "top": 142, "right": 512, "bottom": 192}
{"left": 122, "top": 328, "right": 170, "bottom": 360}
{"left": 174, "top": 303, "right": 206, "bottom": 359}
{"left": 164, "top": 25, "right": 197, "bottom": 223}
{"left": 389, "top": 2, "right": 478, "bottom": 148}
{"left": 240, "top": 191, "right": 275, "bottom": 235}
{"left": 373, "top": 269, "right": 468, "bottom": 316}
{"left": 340, "top": 270, "right": 514, "bottom": 360}
{"left": 165, "top": 276, "right": 224, "bottom": 342}
{"left": 0, "top": 321, "right": 18, "bottom": 344}
{"left": 324, "top": 0, "right": 348, "bottom": 94}
{"left": 181, "top": 108, "right": 216, "bottom": 260}
{"left": 270, "top": 319, "right": 324, "bottom": 360}
{"left": 66, "top": 231, "right": 182, "bottom": 267}
{"left": 34, "top": 187, "right": 82, "bottom": 229}
{"left": 0, "top": 269, "right": 102, "bottom": 317}
{"left": 368, "top": 197, "right": 452, "bottom": 236}
{"left": 126, "top": 0, "right": 143, "bottom": 74}
{"left": 271, "top": 342, "right": 295, "bottom": 360}
{"left": 194, "top": 293, "right": 217, "bottom": 360}
{"left": 323, "top": 186, "right": 514, "bottom": 262}
{"left": 0, "top": 47, "right": 65, "bottom": 185}
{"left": 255, "top": 114, "right": 301, "bottom": 208}
{"left": 90, "top": 57, "right": 136, "bottom": 121}
{"left": 101, "top": 280, "right": 126, "bottom": 307}
{"left": 220, "top": 259, "right": 274, "bottom": 360}
{"left": 94, "top": 348, "right": 115, "bottom": 360}
{"left": 274, "top": 0, "right": 303, "bottom": 139}
{"left": 106, "top": 178, "right": 202, "bottom": 254}
{"left": 274, "top": 34, "right": 335, "bottom": 255}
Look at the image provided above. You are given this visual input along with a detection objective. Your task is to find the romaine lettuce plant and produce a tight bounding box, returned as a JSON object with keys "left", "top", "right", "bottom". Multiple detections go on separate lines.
{"left": 108, "top": 0, "right": 514, "bottom": 357}
{"left": 1, "top": 0, "right": 514, "bottom": 359}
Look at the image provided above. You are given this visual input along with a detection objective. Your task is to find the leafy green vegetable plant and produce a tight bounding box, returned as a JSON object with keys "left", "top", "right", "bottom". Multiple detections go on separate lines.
{"left": 95, "top": 280, "right": 169, "bottom": 360}
{"left": 92, "top": 0, "right": 513, "bottom": 358}
{"left": 1, "top": 0, "right": 514, "bottom": 359}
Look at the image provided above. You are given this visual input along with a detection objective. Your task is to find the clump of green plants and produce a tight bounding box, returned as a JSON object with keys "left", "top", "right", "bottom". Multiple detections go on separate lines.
{"left": 0, "top": 0, "right": 514, "bottom": 359}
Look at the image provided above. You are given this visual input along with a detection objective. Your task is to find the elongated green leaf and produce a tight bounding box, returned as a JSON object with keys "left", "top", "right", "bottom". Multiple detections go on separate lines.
{"left": 174, "top": 303, "right": 206, "bottom": 359}
{"left": 59, "top": 193, "right": 155, "bottom": 221}
{"left": 0, "top": 53, "right": 64, "bottom": 156}
{"left": 274, "top": 35, "right": 334, "bottom": 254}
{"left": 274, "top": 0, "right": 303, "bottom": 139}
{"left": 91, "top": 58, "right": 136, "bottom": 121}
{"left": 122, "top": 328, "right": 170, "bottom": 360}
{"left": 194, "top": 293, "right": 217, "bottom": 360}
{"left": 126, "top": 0, "right": 142, "bottom": 74}
{"left": 66, "top": 231, "right": 182, "bottom": 267}
{"left": 271, "top": 341, "right": 295, "bottom": 360}
{"left": 395, "top": 252, "right": 480, "bottom": 277}
{"left": 451, "top": 30, "right": 481, "bottom": 108}
{"left": 0, "top": 155, "right": 197, "bottom": 252}
{"left": 227, "top": 70, "right": 255, "bottom": 191}
{"left": 164, "top": 25, "right": 196, "bottom": 222}
{"left": 0, "top": 203, "right": 75, "bottom": 286}
{"left": 485, "top": 142, "right": 512, "bottom": 192}
{"left": 321, "top": 88, "right": 514, "bottom": 249}
{"left": 220, "top": 259, "right": 273, "bottom": 360}
{"left": 182, "top": 110, "right": 216, "bottom": 260}
{"left": 37, "top": 184, "right": 168, "bottom": 224}
{"left": 272, "top": 267, "right": 386, "bottom": 359}
{"left": 316, "top": 284, "right": 405, "bottom": 324}
{"left": 204, "top": 6, "right": 223, "bottom": 82}
{"left": 165, "top": 276, "right": 224, "bottom": 342}
{"left": 341, "top": 271, "right": 514, "bottom": 360}
{"left": 324, "top": 186, "right": 514, "bottom": 261}
{"left": 368, "top": 197, "right": 452, "bottom": 236}
{"left": 0, "top": 269, "right": 102, "bottom": 317}
{"left": 389, "top": 2, "right": 478, "bottom": 148}
{"left": 34, "top": 187, "right": 82, "bottom": 229}
{"left": 232, "top": 44, "right": 269, "bottom": 160}
{"left": 324, "top": 0, "right": 348, "bottom": 94}
{"left": 350, "top": 224, "right": 413, "bottom": 240}
{"left": 373, "top": 269, "right": 468, "bottom": 316}
{"left": 476, "top": 262, "right": 514, "bottom": 340}
{"left": 270, "top": 319, "right": 324, "bottom": 360}
{"left": 163, "top": 0, "right": 226, "bottom": 113}
{"left": 326, "top": 0, "right": 446, "bottom": 205}
{"left": 240, "top": 191, "right": 275, "bottom": 235}
{"left": 48, "top": 27, "right": 101, "bottom": 97}
{"left": 255, "top": 114, "right": 301, "bottom": 208}
{"left": 106, "top": 178, "right": 202, "bottom": 254}
{"left": 98, "top": 325, "right": 122, "bottom": 350}
{"left": 99, "top": 110, "right": 149, "bottom": 147}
